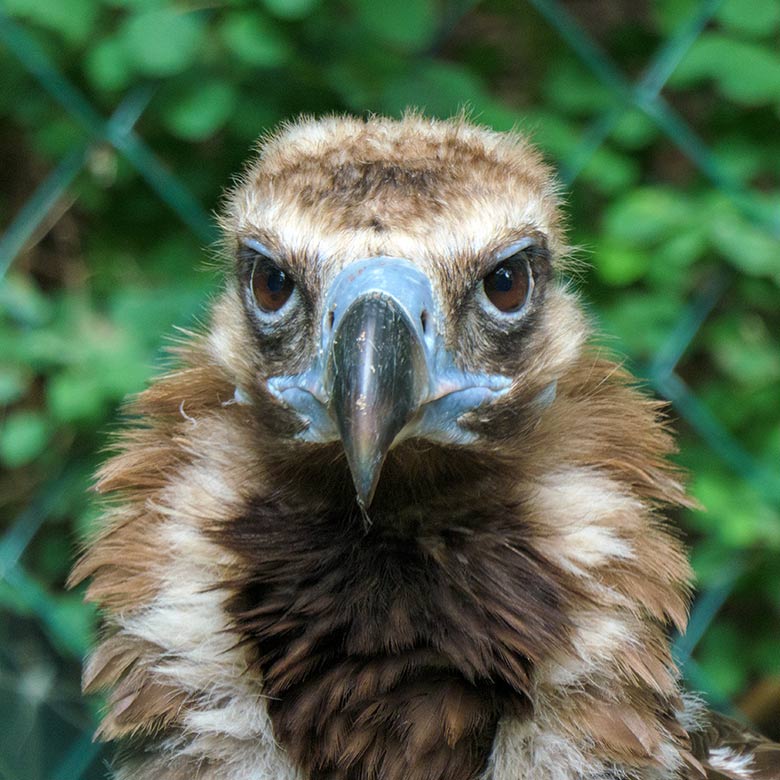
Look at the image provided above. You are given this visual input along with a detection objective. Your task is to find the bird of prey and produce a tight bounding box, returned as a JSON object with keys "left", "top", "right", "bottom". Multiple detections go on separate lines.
{"left": 70, "top": 114, "right": 780, "bottom": 780}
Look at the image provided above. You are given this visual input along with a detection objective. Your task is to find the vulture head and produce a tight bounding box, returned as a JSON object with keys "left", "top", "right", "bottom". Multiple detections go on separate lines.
{"left": 71, "top": 115, "right": 779, "bottom": 780}
{"left": 216, "top": 114, "right": 579, "bottom": 515}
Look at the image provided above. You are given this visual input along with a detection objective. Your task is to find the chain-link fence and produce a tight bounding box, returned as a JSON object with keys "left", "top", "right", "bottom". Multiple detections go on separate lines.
{"left": 1, "top": 1, "right": 778, "bottom": 778}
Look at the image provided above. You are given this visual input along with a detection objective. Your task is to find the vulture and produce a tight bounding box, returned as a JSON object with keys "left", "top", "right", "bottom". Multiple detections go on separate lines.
{"left": 70, "top": 114, "right": 780, "bottom": 780}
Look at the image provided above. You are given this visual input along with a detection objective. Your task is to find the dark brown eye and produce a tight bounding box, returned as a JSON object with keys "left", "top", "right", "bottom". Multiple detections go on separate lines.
{"left": 482, "top": 254, "right": 532, "bottom": 314}
{"left": 250, "top": 260, "right": 295, "bottom": 312}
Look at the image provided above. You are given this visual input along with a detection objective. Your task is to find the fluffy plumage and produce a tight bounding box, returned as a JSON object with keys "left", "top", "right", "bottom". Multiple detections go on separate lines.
{"left": 70, "top": 114, "right": 780, "bottom": 780}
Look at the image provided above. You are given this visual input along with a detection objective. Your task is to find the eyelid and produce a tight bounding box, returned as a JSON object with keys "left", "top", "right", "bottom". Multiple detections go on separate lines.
{"left": 494, "top": 237, "right": 536, "bottom": 264}
{"left": 474, "top": 237, "right": 537, "bottom": 282}
{"left": 240, "top": 238, "right": 294, "bottom": 280}
{"left": 240, "top": 238, "right": 278, "bottom": 269}
{"left": 242, "top": 237, "right": 275, "bottom": 257}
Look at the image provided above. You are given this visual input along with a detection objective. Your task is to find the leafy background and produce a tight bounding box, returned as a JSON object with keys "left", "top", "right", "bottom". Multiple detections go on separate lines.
{"left": 0, "top": 0, "right": 778, "bottom": 777}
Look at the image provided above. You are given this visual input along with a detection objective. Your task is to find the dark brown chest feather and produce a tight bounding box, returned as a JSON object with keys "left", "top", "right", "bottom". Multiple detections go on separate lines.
{"left": 217, "top": 496, "right": 577, "bottom": 780}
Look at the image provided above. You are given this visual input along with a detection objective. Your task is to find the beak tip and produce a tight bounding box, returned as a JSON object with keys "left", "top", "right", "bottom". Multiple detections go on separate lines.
{"left": 349, "top": 456, "right": 382, "bottom": 509}
{"left": 329, "top": 292, "right": 426, "bottom": 514}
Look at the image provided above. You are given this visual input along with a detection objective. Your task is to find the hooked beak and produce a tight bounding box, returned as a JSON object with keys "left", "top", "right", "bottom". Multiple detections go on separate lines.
{"left": 328, "top": 293, "right": 427, "bottom": 508}
{"left": 266, "top": 257, "right": 514, "bottom": 509}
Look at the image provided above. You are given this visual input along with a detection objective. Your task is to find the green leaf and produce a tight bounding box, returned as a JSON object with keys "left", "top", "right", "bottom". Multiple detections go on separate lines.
{"left": 593, "top": 241, "right": 650, "bottom": 286}
{"left": 84, "top": 36, "right": 133, "bottom": 93}
{"left": 599, "top": 292, "right": 682, "bottom": 356}
{"left": 163, "top": 80, "right": 238, "bottom": 141}
{"left": 104, "top": 0, "right": 161, "bottom": 7}
{"left": 47, "top": 371, "right": 107, "bottom": 424}
{"left": 32, "top": 116, "right": 86, "bottom": 159}
{"left": 119, "top": 8, "right": 206, "bottom": 77}
{"left": 611, "top": 109, "right": 658, "bottom": 149}
{"left": 220, "top": 12, "right": 292, "bottom": 68}
{"left": 517, "top": 110, "right": 580, "bottom": 160}
{"left": 544, "top": 58, "right": 615, "bottom": 116}
{"left": 712, "top": 136, "right": 766, "bottom": 183}
{"left": 652, "top": 0, "right": 701, "bottom": 34}
{"left": 262, "top": 0, "right": 321, "bottom": 20}
{"left": 580, "top": 146, "right": 639, "bottom": 195}
{"left": 671, "top": 33, "right": 780, "bottom": 105}
{"left": 602, "top": 188, "right": 694, "bottom": 247}
{"left": 352, "top": 0, "right": 437, "bottom": 52}
{"left": 691, "top": 472, "right": 780, "bottom": 547}
{"left": 93, "top": 345, "right": 151, "bottom": 398}
{"left": 717, "top": 0, "right": 780, "bottom": 38}
{"left": 3, "top": 0, "right": 99, "bottom": 44}
{"left": 0, "top": 410, "right": 50, "bottom": 467}
{"left": 654, "top": 230, "right": 708, "bottom": 271}
{"left": 642, "top": 230, "right": 707, "bottom": 293}
{"left": 706, "top": 203, "right": 780, "bottom": 276}
{"left": 706, "top": 313, "right": 780, "bottom": 386}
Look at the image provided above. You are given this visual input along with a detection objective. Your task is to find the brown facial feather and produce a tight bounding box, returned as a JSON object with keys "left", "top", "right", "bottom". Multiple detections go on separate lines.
{"left": 236, "top": 116, "right": 561, "bottom": 243}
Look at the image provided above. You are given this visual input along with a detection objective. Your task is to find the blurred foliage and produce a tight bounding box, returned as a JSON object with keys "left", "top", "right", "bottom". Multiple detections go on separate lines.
{"left": 0, "top": 0, "right": 779, "bottom": 776}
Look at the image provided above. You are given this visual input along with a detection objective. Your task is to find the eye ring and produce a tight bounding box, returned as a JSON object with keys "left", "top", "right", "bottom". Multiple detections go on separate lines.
{"left": 480, "top": 251, "right": 534, "bottom": 316}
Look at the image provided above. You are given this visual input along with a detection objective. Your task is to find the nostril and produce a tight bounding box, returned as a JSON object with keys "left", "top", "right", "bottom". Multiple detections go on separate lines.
{"left": 327, "top": 309, "right": 335, "bottom": 331}
{"left": 420, "top": 310, "right": 428, "bottom": 334}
